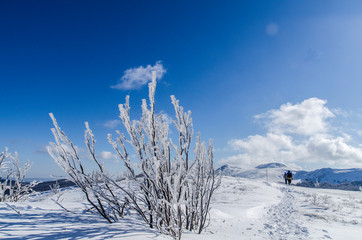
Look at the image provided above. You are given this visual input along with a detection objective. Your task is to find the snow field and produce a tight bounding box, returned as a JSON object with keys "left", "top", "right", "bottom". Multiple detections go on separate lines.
{"left": 183, "top": 177, "right": 281, "bottom": 239}
{"left": 263, "top": 185, "right": 309, "bottom": 239}
{"left": 1, "top": 177, "right": 362, "bottom": 239}
{"left": 0, "top": 187, "right": 169, "bottom": 240}
{"left": 289, "top": 186, "right": 362, "bottom": 239}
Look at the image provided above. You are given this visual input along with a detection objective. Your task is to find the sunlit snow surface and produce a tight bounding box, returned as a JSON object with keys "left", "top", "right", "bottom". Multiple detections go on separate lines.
{"left": 1, "top": 177, "right": 362, "bottom": 239}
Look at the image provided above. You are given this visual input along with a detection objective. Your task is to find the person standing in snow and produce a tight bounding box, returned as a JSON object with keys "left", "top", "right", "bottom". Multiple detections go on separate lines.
{"left": 286, "top": 170, "right": 293, "bottom": 185}
{"left": 283, "top": 171, "right": 288, "bottom": 184}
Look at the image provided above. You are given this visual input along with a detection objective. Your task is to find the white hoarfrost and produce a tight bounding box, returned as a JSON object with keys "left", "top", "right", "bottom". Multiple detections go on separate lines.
{"left": 48, "top": 71, "right": 220, "bottom": 239}
{"left": 0, "top": 148, "right": 37, "bottom": 202}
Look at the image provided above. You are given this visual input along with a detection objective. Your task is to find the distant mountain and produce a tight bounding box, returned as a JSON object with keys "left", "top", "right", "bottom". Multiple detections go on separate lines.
{"left": 294, "top": 168, "right": 362, "bottom": 184}
{"left": 217, "top": 163, "right": 362, "bottom": 191}
{"left": 216, "top": 164, "right": 245, "bottom": 177}
{"left": 32, "top": 179, "right": 76, "bottom": 192}
{"left": 216, "top": 163, "right": 288, "bottom": 182}
{"left": 293, "top": 168, "right": 362, "bottom": 190}
{"left": 255, "top": 163, "right": 287, "bottom": 169}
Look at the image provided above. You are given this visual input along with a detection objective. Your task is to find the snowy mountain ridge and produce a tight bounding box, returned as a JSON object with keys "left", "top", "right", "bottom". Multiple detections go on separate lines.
{"left": 294, "top": 167, "right": 362, "bottom": 183}
{"left": 216, "top": 163, "right": 288, "bottom": 182}
{"left": 255, "top": 162, "right": 287, "bottom": 169}
{"left": 217, "top": 163, "right": 362, "bottom": 190}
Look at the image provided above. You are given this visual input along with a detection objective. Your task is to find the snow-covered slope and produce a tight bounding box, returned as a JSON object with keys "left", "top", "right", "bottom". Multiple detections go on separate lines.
{"left": 1, "top": 177, "right": 362, "bottom": 239}
{"left": 255, "top": 162, "right": 287, "bottom": 169}
{"left": 218, "top": 163, "right": 362, "bottom": 190}
{"left": 294, "top": 168, "right": 362, "bottom": 191}
{"left": 216, "top": 163, "right": 288, "bottom": 182}
{"left": 294, "top": 168, "right": 362, "bottom": 184}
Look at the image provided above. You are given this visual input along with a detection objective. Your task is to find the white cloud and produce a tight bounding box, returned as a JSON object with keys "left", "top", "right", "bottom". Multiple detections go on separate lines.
{"left": 222, "top": 98, "right": 362, "bottom": 170}
{"left": 306, "top": 135, "right": 362, "bottom": 164}
{"left": 98, "top": 151, "right": 118, "bottom": 161}
{"left": 104, "top": 120, "right": 122, "bottom": 129}
{"left": 111, "top": 61, "right": 166, "bottom": 90}
{"left": 255, "top": 98, "right": 334, "bottom": 136}
{"left": 222, "top": 133, "right": 307, "bottom": 167}
{"left": 158, "top": 111, "right": 173, "bottom": 125}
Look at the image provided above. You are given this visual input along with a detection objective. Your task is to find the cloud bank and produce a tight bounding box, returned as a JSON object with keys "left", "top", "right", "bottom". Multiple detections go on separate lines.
{"left": 222, "top": 98, "right": 362, "bottom": 170}
{"left": 111, "top": 61, "right": 166, "bottom": 90}
{"left": 255, "top": 98, "right": 334, "bottom": 136}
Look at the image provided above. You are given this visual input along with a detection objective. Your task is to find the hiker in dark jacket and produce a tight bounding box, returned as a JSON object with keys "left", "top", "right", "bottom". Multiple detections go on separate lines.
{"left": 286, "top": 170, "right": 293, "bottom": 185}
{"left": 283, "top": 171, "right": 288, "bottom": 184}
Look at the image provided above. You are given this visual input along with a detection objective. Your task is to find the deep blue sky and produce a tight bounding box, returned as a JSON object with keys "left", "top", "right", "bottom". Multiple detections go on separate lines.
{"left": 2, "top": 0, "right": 362, "bottom": 177}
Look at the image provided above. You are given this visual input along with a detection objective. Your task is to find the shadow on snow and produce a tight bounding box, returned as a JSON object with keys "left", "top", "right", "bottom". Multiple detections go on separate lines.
{"left": 0, "top": 208, "right": 161, "bottom": 239}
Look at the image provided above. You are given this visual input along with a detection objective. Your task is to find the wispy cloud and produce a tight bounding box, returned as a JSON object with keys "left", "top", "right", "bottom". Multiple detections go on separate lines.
{"left": 222, "top": 98, "right": 362, "bottom": 170}
{"left": 104, "top": 119, "right": 122, "bottom": 129}
{"left": 111, "top": 61, "right": 166, "bottom": 90}
{"left": 158, "top": 111, "right": 173, "bottom": 125}
{"left": 97, "top": 151, "right": 118, "bottom": 161}
{"left": 34, "top": 146, "right": 49, "bottom": 155}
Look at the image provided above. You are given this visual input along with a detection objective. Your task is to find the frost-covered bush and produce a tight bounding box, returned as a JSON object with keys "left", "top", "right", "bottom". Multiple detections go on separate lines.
{"left": 313, "top": 178, "right": 320, "bottom": 188}
{"left": 309, "top": 193, "right": 334, "bottom": 210}
{"left": 47, "top": 117, "right": 127, "bottom": 223}
{"left": 0, "top": 148, "right": 37, "bottom": 202}
{"left": 48, "top": 71, "right": 220, "bottom": 239}
{"left": 108, "top": 72, "right": 220, "bottom": 238}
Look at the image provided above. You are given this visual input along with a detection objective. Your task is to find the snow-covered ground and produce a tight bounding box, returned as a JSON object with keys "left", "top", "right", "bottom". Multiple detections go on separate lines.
{"left": 1, "top": 176, "right": 362, "bottom": 239}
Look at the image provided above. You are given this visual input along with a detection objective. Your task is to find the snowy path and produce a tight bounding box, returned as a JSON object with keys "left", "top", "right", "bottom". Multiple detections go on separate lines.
{"left": 262, "top": 182, "right": 362, "bottom": 240}
{"left": 263, "top": 184, "right": 309, "bottom": 239}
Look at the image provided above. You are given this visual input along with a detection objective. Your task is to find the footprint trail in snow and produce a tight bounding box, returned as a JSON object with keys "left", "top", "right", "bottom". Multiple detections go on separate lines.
{"left": 263, "top": 185, "right": 309, "bottom": 240}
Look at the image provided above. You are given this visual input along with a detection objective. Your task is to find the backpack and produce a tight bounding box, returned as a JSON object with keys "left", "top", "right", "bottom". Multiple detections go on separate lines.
{"left": 286, "top": 172, "right": 293, "bottom": 179}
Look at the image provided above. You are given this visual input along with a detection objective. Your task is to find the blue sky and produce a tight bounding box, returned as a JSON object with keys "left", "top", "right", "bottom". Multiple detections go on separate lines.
{"left": 2, "top": 1, "right": 362, "bottom": 177}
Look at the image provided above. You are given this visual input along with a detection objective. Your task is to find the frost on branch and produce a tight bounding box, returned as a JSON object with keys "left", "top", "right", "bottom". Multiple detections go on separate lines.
{"left": 48, "top": 71, "right": 220, "bottom": 239}
{"left": 0, "top": 148, "right": 37, "bottom": 202}
{"left": 108, "top": 71, "right": 220, "bottom": 239}
{"left": 47, "top": 115, "right": 127, "bottom": 223}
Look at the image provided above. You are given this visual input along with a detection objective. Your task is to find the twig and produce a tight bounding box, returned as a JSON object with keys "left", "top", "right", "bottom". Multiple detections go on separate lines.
{"left": 5, "top": 203, "right": 21, "bottom": 216}
{"left": 52, "top": 199, "right": 76, "bottom": 214}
